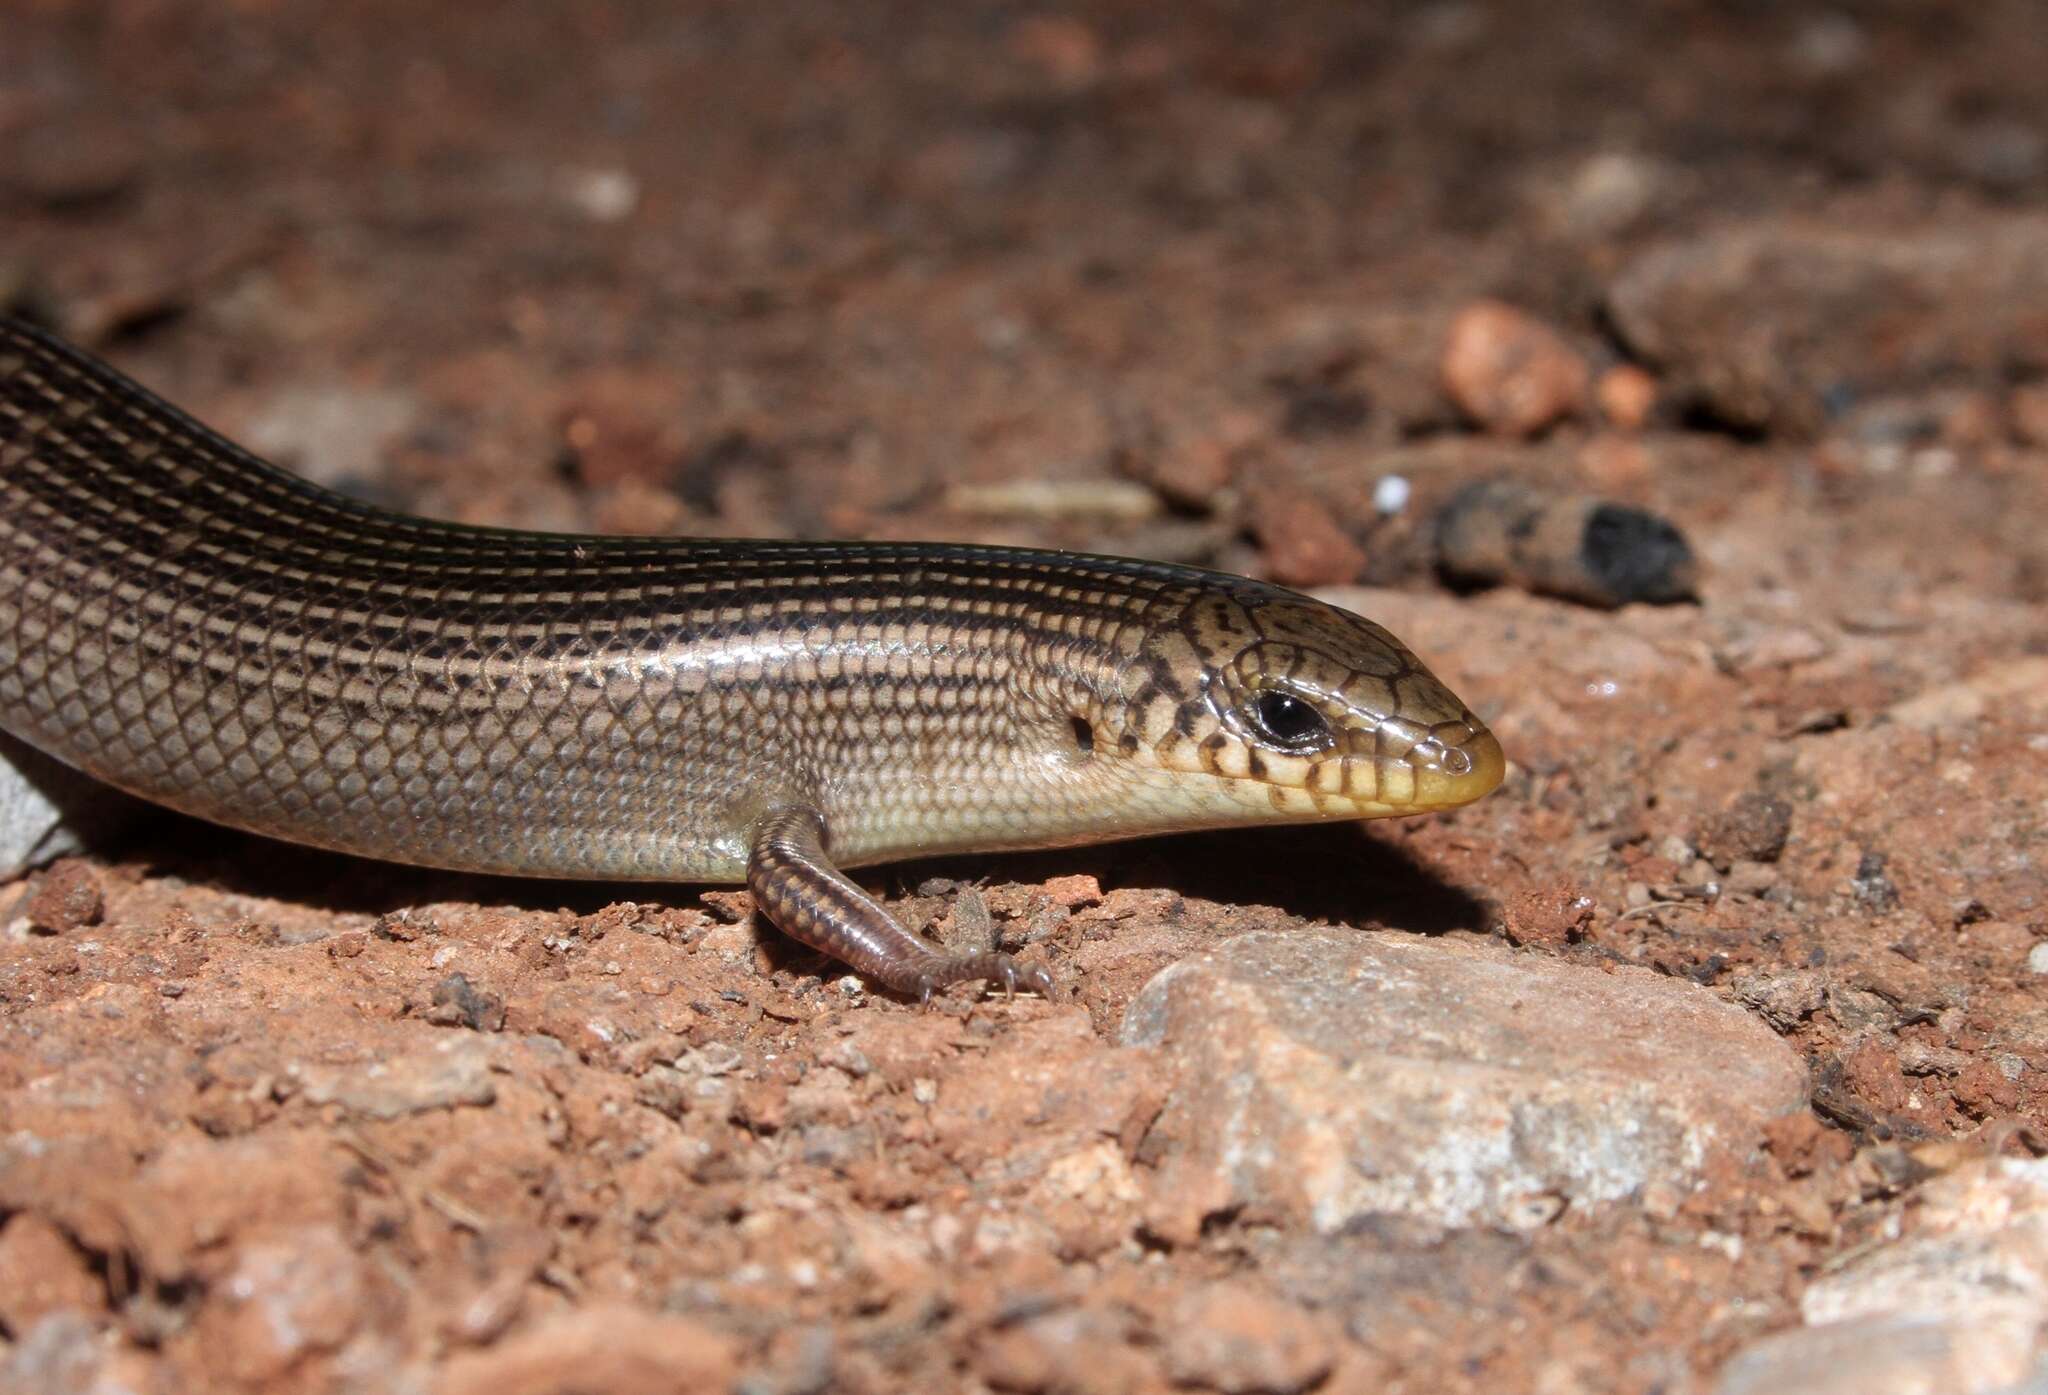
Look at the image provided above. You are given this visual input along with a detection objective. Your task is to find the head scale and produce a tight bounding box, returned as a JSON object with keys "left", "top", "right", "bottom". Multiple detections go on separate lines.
{"left": 1082, "top": 585, "right": 1503, "bottom": 826}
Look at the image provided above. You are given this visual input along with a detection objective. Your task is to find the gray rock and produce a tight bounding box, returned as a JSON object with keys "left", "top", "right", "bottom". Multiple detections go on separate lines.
{"left": 0, "top": 730, "right": 142, "bottom": 880}
{"left": 1122, "top": 928, "right": 1805, "bottom": 1234}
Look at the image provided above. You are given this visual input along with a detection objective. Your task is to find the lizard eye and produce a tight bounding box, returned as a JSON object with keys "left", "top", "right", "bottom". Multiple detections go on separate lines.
{"left": 1246, "top": 690, "right": 1332, "bottom": 751}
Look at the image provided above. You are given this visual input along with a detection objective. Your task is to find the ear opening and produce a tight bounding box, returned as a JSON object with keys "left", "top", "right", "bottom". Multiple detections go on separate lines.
{"left": 1069, "top": 715, "right": 1095, "bottom": 754}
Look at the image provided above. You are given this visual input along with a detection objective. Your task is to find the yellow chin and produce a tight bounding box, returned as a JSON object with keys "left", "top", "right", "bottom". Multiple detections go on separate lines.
{"left": 1215, "top": 726, "right": 1507, "bottom": 822}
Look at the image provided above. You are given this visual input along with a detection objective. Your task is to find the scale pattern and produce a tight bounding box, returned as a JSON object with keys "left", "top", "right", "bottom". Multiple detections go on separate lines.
{"left": 0, "top": 316, "right": 1502, "bottom": 989}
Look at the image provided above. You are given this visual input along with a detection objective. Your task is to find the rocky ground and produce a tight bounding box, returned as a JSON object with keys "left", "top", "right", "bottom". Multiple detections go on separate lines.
{"left": 2, "top": 2, "right": 2046, "bottom": 1392}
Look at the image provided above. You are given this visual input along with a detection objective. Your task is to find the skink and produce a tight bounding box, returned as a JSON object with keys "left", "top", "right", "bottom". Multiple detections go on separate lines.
{"left": 0, "top": 318, "right": 1504, "bottom": 997}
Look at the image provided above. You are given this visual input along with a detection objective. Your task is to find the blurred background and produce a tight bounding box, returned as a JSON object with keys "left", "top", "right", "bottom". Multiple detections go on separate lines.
{"left": 5, "top": 5, "right": 2047, "bottom": 1394}
{"left": 6, "top": 0, "right": 2044, "bottom": 583}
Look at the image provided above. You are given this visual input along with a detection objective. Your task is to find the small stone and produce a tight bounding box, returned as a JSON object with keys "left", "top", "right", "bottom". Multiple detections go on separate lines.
{"left": 428, "top": 972, "right": 508, "bottom": 1032}
{"left": 1538, "top": 151, "right": 1667, "bottom": 238}
{"left": 1039, "top": 1140, "right": 1142, "bottom": 1211}
{"left": 1111, "top": 408, "right": 1251, "bottom": 511}
{"left": 1440, "top": 300, "right": 1590, "bottom": 438}
{"left": 1694, "top": 792, "right": 1794, "bottom": 869}
{"left": 1722, "top": 860, "right": 1780, "bottom": 896}
{"left": 9, "top": 126, "right": 144, "bottom": 210}
{"left": 25, "top": 859, "right": 104, "bottom": 934}
{"left": 1712, "top": 620, "right": 1832, "bottom": 673}
{"left": 554, "top": 374, "right": 689, "bottom": 491}
{"left": 2027, "top": 943, "right": 2048, "bottom": 976}
{"left": 559, "top": 166, "right": 640, "bottom": 223}
{"left": 1730, "top": 970, "right": 1826, "bottom": 1033}
{"left": 1653, "top": 833, "right": 1696, "bottom": 867}
{"left": 1500, "top": 886, "right": 1595, "bottom": 950}
{"left": 1596, "top": 364, "right": 1659, "bottom": 430}
{"left": 372, "top": 909, "right": 431, "bottom": 941}
{"left": 324, "top": 930, "right": 367, "bottom": 959}
{"left": 1163, "top": 1282, "right": 1335, "bottom": 1395}
{"left": 1040, "top": 874, "right": 1103, "bottom": 910}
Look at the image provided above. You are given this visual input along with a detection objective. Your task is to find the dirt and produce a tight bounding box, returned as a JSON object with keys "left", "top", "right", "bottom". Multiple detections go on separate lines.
{"left": 3, "top": 2, "right": 2046, "bottom": 1392}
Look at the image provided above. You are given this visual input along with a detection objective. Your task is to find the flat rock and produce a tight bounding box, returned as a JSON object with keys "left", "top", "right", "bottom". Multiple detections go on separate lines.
{"left": 1121, "top": 929, "right": 1805, "bottom": 1233}
{"left": 1607, "top": 215, "right": 2048, "bottom": 433}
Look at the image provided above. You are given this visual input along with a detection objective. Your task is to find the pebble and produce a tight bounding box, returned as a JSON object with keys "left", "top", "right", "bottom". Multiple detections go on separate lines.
{"left": 26, "top": 859, "right": 105, "bottom": 934}
{"left": 558, "top": 166, "right": 640, "bottom": 223}
{"left": 2028, "top": 943, "right": 2048, "bottom": 976}
{"left": 1595, "top": 363, "right": 1660, "bottom": 430}
{"left": 1541, "top": 151, "right": 1667, "bottom": 239}
{"left": 1499, "top": 885, "right": 1595, "bottom": 950}
{"left": 1729, "top": 970, "right": 1826, "bottom": 1033}
{"left": 1371, "top": 473, "right": 1412, "bottom": 515}
{"left": 1440, "top": 299, "right": 1590, "bottom": 438}
{"left": 1122, "top": 928, "right": 1805, "bottom": 1234}
{"left": 1692, "top": 792, "right": 1793, "bottom": 869}
{"left": 427, "top": 972, "right": 508, "bottom": 1032}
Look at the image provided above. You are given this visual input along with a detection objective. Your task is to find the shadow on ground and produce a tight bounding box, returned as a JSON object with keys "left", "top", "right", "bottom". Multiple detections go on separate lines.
{"left": 116, "top": 805, "right": 1493, "bottom": 940}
